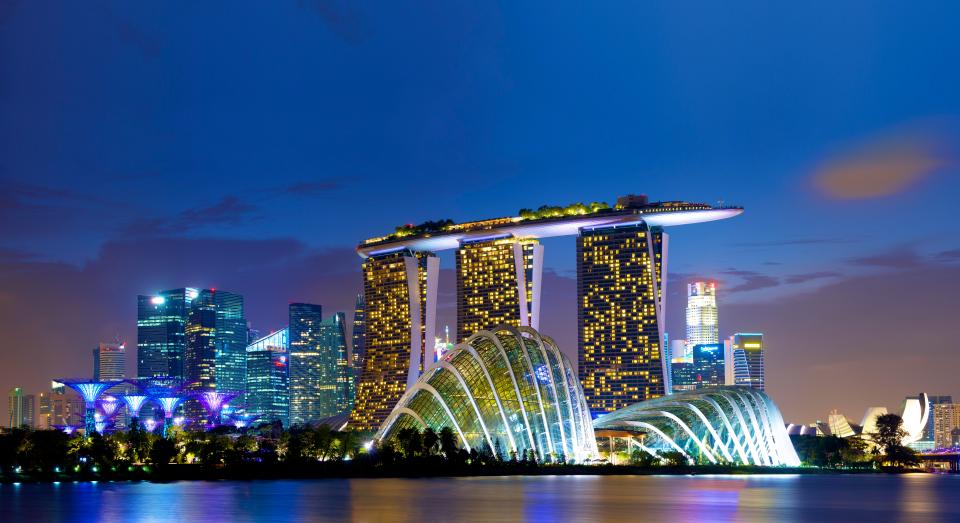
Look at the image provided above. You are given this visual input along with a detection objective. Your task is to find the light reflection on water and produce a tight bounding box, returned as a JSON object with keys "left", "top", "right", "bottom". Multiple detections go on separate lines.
{"left": 2, "top": 474, "right": 960, "bottom": 522}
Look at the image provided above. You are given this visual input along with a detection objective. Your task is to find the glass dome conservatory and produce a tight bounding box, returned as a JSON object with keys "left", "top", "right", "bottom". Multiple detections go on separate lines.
{"left": 376, "top": 326, "right": 599, "bottom": 462}
{"left": 593, "top": 386, "right": 801, "bottom": 466}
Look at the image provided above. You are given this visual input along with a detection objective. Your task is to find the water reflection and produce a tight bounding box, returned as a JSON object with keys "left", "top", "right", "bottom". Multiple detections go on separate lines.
{"left": 2, "top": 474, "right": 960, "bottom": 522}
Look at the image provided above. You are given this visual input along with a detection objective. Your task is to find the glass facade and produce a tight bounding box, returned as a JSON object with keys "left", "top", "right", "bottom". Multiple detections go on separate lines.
{"left": 93, "top": 342, "right": 126, "bottom": 381}
{"left": 726, "top": 333, "right": 764, "bottom": 390}
{"left": 377, "top": 326, "right": 598, "bottom": 462}
{"left": 593, "top": 387, "right": 801, "bottom": 466}
{"left": 212, "top": 291, "right": 247, "bottom": 397}
{"left": 577, "top": 223, "right": 667, "bottom": 417}
{"left": 245, "top": 328, "right": 290, "bottom": 426}
{"left": 351, "top": 250, "right": 438, "bottom": 431}
{"left": 319, "top": 312, "right": 353, "bottom": 416}
{"left": 455, "top": 237, "right": 542, "bottom": 341}
{"left": 137, "top": 288, "right": 195, "bottom": 379}
{"left": 352, "top": 293, "right": 366, "bottom": 368}
{"left": 692, "top": 343, "right": 724, "bottom": 389}
{"left": 289, "top": 303, "right": 323, "bottom": 426}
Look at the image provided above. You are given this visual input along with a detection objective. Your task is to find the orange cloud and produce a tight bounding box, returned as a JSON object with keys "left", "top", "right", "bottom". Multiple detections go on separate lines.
{"left": 813, "top": 126, "right": 951, "bottom": 199}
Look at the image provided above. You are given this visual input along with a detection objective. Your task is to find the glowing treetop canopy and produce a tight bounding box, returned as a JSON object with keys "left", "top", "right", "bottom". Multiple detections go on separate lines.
{"left": 121, "top": 395, "right": 149, "bottom": 417}
{"left": 59, "top": 380, "right": 114, "bottom": 405}
{"left": 198, "top": 391, "right": 238, "bottom": 415}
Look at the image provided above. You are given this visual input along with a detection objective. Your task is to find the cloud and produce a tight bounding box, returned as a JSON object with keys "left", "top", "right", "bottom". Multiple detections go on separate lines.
{"left": 734, "top": 238, "right": 851, "bottom": 248}
{"left": 285, "top": 179, "right": 343, "bottom": 196}
{"left": 812, "top": 123, "right": 952, "bottom": 199}
{"left": 848, "top": 249, "right": 924, "bottom": 269}
{"left": 721, "top": 269, "right": 781, "bottom": 293}
{"left": 124, "top": 196, "right": 258, "bottom": 237}
{"left": 300, "top": 0, "right": 370, "bottom": 45}
{"left": 936, "top": 249, "right": 960, "bottom": 262}
{"left": 783, "top": 271, "right": 842, "bottom": 284}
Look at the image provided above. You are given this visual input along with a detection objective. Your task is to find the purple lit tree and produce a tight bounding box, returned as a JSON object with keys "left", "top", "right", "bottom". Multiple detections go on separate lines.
{"left": 58, "top": 380, "right": 116, "bottom": 435}
{"left": 121, "top": 395, "right": 149, "bottom": 420}
{"left": 196, "top": 391, "right": 239, "bottom": 428}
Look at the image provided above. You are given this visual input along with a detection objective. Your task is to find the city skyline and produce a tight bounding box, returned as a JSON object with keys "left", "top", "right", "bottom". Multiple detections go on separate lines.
{"left": 2, "top": 2, "right": 960, "bottom": 429}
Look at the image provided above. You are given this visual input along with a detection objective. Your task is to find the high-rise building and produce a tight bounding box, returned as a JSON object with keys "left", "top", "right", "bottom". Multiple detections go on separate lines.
{"left": 455, "top": 237, "right": 543, "bottom": 341}
{"left": 350, "top": 250, "right": 439, "bottom": 431}
{"left": 138, "top": 288, "right": 196, "bottom": 379}
{"left": 671, "top": 362, "right": 697, "bottom": 392}
{"left": 7, "top": 388, "right": 34, "bottom": 428}
{"left": 577, "top": 223, "right": 668, "bottom": 416}
{"left": 724, "top": 333, "right": 765, "bottom": 390}
{"left": 211, "top": 290, "right": 247, "bottom": 396}
{"left": 319, "top": 312, "right": 353, "bottom": 416}
{"left": 93, "top": 342, "right": 126, "bottom": 381}
{"left": 923, "top": 395, "right": 953, "bottom": 446}
{"left": 686, "top": 282, "right": 718, "bottom": 347}
{"left": 351, "top": 293, "right": 366, "bottom": 368}
{"left": 246, "top": 328, "right": 289, "bottom": 426}
{"left": 37, "top": 392, "right": 53, "bottom": 429}
{"left": 289, "top": 302, "right": 323, "bottom": 426}
{"left": 934, "top": 403, "right": 960, "bottom": 449}
{"left": 49, "top": 381, "right": 84, "bottom": 428}
{"left": 692, "top": 343, "right": 724, "bottom": 388}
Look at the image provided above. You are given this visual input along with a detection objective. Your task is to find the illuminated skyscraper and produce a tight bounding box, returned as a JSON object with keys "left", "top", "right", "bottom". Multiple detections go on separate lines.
{"left": 93, "top": 342, "right": 126, "bottom": 381}
{"left": 350, "top": 250, "right": 439, "bottom": 431}
{"left": 246, "top": 328, "right": 289, "bottom": 426}
{"left": 577, "top": 223, "right": 668, "bottom": 416}
{"left": 692, "top": 343, "right": 724, "bottom": 388}
{"left": 210, "top": 291, "right": 247, "bottom": 396}
{"left": 319, "top": 312, "right": 353, "bottom": 416}
{"left": 934, "top": 402, "right": 960, "bottom": 449}
{"left": 289, "top": 302, "right": 323, "bottom": 426}
{"left": 185, "top": 292, "right": 217, "bottom": 391}
{"left": 724, "top": 333, "right": 764, "bottom": 390}
{"left": 923, "top": 395, "right": 953, "bottom": 448}
{"left": 8, "top": 388, "right": 35, "bottom": 428}
{"left": 455, "top": 237, "right": 543, "bottom": 341}
{"left": 138, "top": 288, "right": 196, "bottom": 379}
{"left": 686, "top": 282, "right": 718, "bottom": 347}
{"left": 351, "top": 293, "right": 366, "bottom": 367}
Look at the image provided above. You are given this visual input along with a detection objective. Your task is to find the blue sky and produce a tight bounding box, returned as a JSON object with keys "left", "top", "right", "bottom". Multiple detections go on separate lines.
{"left": 1, "top": 1, "right": 959, "bottom": 422}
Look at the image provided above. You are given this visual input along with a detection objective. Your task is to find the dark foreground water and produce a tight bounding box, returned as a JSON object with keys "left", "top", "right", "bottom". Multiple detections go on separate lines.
{"left": 2, "top": 474, "right": 959, "bottom": 522}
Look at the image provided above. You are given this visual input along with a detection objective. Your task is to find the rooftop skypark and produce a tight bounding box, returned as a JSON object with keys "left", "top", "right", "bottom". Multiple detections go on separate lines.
{"left": 357, "top": 194, "right": 742, "bottom": 257}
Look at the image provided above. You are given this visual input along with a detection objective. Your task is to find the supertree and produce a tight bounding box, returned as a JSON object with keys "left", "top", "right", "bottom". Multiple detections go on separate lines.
{"left": 98, "top": 395, "right": 121, "bottom": 420}
{"left": 143, "top": 418, "right": 160, "bottom": 433}
{"left": 57, "top": 380, "right": 118, "bottom": 435}
{"left": 120, "top": 394, "right": 150, "bottom": 420}
{"left": 195, "top": 391, "right": 240, "bottom": 428}
{"left": 144, "top": 377, "right": 186, "bottom": 437}
{"left": 229, "top": 412, "right": 261, "bottom": 430}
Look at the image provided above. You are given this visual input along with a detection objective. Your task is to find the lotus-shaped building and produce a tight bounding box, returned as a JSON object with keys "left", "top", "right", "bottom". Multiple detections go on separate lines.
{"left": 593, "top": 387, "right": 801, "bottom": 466}
{"left": 376, "top": 327, "right": 599, "bottom": 462}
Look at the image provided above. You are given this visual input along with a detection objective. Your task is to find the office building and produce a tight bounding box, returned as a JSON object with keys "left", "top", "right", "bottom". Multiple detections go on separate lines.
{"left": 7, "top": 388, "right": 35, "bottom": 428}
{"left": 686, "top": 282, "right": 718, "bottom": 347}
{"left": 578, "top": 223, "right": 667, "bottom": 416}
{"left": 692, "top": 343, "right": 724, "bottom": 389}
{"left": 138, "top": 288, "right": 196, "bottom": 379}
{"left": 210, "top": 290, "right": 247, "bottom": 396}
{"left": 289, "top": 302, "right": 323, "bottom": 426}
{"left": 246, "top": 328, "right": 289, "bottom": 426}
{"left": 93, "top": 342, "right": 126, "bottom": 381}
{"left": 350, "top": 250, "right": 439, "bottom": 431}
{"left": 724, "top": 333, "right": 765, "bottom": 390}
{"left": 671, "top": 362, "right": 697, "bottom": 392}
{"left": 352, "top": 293, "right": 366, "bottom": 368}
{"left": 922, "top": 395, "right": 953, "bottom": 447}
{"left": 455, "top": 237, "right": 543, "bottom": 341}
{"left": 319, "top": 312, "right": 353, "bottom": 416}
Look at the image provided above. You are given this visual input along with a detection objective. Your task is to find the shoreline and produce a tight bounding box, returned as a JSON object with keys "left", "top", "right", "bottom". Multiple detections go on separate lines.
{"left": 0, "top": 463, "right": 903, "bottom": 484}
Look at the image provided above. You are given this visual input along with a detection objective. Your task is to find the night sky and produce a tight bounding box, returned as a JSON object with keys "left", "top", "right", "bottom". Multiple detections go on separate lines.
{"left": 2, "top": 2, "right": 959, "bottom": 425}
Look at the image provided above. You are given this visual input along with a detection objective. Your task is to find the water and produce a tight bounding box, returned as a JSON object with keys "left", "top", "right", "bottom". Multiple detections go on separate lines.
{"left": 2, "top": 474, "right": 958, "bottom": 522}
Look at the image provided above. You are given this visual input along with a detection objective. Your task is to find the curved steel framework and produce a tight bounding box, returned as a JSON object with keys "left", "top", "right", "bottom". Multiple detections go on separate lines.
{"left": 593, "top": 387, "right": 801, "bottom": 467}
{"left": 376, "top": 326, "right": 599, "bottom": 463}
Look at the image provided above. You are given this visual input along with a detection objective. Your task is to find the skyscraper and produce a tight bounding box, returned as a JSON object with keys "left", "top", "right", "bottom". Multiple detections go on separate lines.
{"left": 319, "top": 312, "right": 353, "bottom": 416}
{"left": 577, "top": 222, "right": 668, "bottom": 416}
{"left": 686, "top": 282, "right": 718, "bottom": 347}
{"left": 350, "top": 250, "right": 439, "bottom": 431}
{"left": 7, "top": 388, "right": 34, "bottom": 428}
{"left": 724, "top": 333, "right": 765, "bottom": 390}
{"left": 455, "top": 237, "right": 543, "bottom": 341}
{"left": 138, "top": 288, "right": 196, "bottom": 379}
{"left": 93, "top": 342, "right": 126, "bottom": 381}
{"left": 245, "top": 328, "right": 289, "bottom": 426}
{"left": 934, "top": 403, "right": 960, "bottom": 449}
{"left": 289, "top": 302, "right": 323, "bottom": 426}
{"left": 211, "top": 291, "right": 247, "bottom": 396}
{"left": 351, "top": 293, "right": 366, "bottom": 368}
{"left": 692, "top": 343, "right": 724, "bottom": 388}
{"left": 925, "top": 395, "right": 953, "bottom": 448}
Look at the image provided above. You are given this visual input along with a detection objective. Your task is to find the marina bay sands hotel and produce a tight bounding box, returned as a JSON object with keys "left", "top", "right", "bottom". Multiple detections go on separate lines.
{"left": 349, "top": 194, "right": 742, "bottom": 430}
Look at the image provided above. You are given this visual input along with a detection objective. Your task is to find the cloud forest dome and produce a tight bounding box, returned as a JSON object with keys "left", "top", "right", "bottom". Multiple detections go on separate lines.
{"left": 376, "top": 326, "right": 599, "bottom": 462}
{"left": 593, "top": 387, "right": 801, "bottom": 467}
